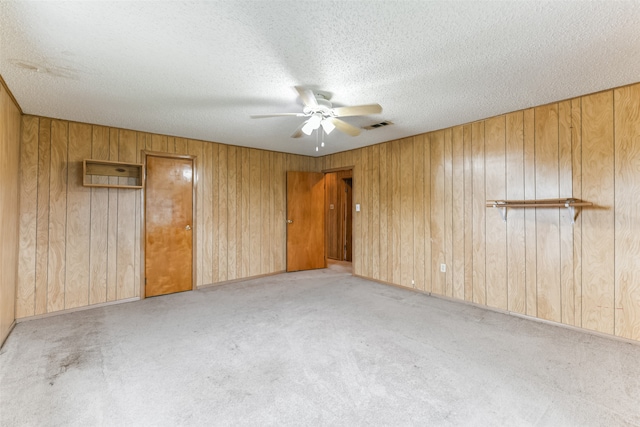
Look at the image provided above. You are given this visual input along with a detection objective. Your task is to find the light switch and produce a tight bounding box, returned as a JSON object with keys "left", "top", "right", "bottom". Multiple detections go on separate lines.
{"left": 355, "top": 204, "right": 360, "bottom": 212}
{"left": 329, "top": 204, "right": 334, "bottom": 210}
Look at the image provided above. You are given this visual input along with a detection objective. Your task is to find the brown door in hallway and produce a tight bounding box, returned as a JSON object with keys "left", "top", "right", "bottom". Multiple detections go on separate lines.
{"left": 145, "top": 155, "right": 194, "bottom": 297}
{"left": 286, "top": 171, "right": 326, "bottom": 272}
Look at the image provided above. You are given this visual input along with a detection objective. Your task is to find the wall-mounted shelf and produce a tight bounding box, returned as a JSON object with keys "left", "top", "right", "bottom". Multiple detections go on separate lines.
{"left": 83, "top": 159, "right": 143, "bottom": 189}
{"left": 486, "top": 198, "right": 592, "bottom": 224}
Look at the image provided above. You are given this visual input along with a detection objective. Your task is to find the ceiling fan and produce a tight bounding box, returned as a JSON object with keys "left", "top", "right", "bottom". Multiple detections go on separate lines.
{"left": 250, "top": 86, "right": 382, "bottom": 138}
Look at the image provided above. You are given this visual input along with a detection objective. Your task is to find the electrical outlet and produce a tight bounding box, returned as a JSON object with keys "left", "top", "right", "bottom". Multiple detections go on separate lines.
{"left": 411, "top": 279, "right": 415, "bottom": 285}
{"left": 440, "top": 264, "right": 446, "bottom": 273}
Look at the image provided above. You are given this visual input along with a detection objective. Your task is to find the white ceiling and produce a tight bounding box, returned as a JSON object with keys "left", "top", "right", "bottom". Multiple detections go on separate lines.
{"left": 1, "top": 1, "right": 639, "bottom": 157}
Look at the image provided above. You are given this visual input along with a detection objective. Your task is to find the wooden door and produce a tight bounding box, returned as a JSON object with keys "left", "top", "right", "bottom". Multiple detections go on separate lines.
{"left": 145, "top": 155, "right": 194, "bottom": 297}
{"left": 286, "top": 171, "right": 326, "bottom": 272}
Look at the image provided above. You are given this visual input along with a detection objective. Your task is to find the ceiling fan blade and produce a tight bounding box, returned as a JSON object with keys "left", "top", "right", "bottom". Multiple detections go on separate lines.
{"left": 327, "top": 117, "right": 361, "bottom": 137}
{"left": 291, "top": 120, "right": 308, "bottom": 138}
{"left": 295, "top": 86, "right": 318, "bottom": 108}
{"left": 332, "top": 104, "right": 382, "bottom": 117}
{"left": 250, "top": 113, "right": 306, "bottom": 118}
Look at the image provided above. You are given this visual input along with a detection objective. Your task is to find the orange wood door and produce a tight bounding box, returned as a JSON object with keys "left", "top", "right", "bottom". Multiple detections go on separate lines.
{"left": 286, "top": 171, "right": 326, "bottom": 272}
{"left": 145, "top": 156, "right": 194, "bottom": 297}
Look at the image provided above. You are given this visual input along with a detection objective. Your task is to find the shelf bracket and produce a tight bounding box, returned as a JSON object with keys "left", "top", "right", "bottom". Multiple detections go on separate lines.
{"left": 566, "top": 199, "right": 576, "bottom": 224}
{"left": 492, "top": 202, "right": 507, "bottom": 222}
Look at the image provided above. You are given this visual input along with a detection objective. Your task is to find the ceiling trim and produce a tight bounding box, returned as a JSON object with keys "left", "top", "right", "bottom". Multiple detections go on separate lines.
{"left": 0, "top": 74, "right": 23, "bottom": 114}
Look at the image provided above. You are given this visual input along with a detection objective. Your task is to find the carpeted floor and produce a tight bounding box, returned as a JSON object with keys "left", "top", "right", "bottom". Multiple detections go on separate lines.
{"left": 1, "top": 264, "right": 639, "bottom": 426}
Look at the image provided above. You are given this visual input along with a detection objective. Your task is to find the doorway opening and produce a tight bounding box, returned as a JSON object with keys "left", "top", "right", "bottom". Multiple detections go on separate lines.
{"left": 325, "top": 170, "right": 353, "bottom": 274}
{"left": 285, "top": 169, "right": 353, "bottom": 275}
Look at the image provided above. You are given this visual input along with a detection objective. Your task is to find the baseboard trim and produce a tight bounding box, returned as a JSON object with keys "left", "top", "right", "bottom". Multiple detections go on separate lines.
{"left": 13, "top": 272, "right": 287, "bottom": 323}
{"left": 198, "top": 271, "right": 286, "bottom": 289}
{"left": 0, "top": 320, "right": 17, "bottom": 349}
{"left": 354, "top": 274, "right": 640, "bottom": 347}
{"left": 15, "top": 297, "right": 140, "bottom": 323}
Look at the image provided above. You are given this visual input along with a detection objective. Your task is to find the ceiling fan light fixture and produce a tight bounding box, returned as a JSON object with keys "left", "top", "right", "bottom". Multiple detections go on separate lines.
{"left": 321, "top": 119, "right": 335, "bottom": 134}
{"left": 302, "top": 113, "right": 322, "bottom": 135}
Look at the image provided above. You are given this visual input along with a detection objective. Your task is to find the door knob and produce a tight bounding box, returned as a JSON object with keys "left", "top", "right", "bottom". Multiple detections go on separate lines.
{"left": 286, "top": 219, "right": 293, "bottom": 224}
{"left": 185, "top": 225, "right": 191, "bottom": 230}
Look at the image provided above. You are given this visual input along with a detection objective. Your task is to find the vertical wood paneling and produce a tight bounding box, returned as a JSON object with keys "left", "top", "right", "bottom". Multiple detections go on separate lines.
{"left": 202, "top": 142, "right": 214, "bottom": 285}
{"left": 582, "top": 91, "right": 615, "bottom": 334}
{"left": 571, "top": 98, "right": 583, "bottom": 327}
{"left": 261, "top": 151, "right": 271, "bottom": 274}
{"left": 151, "top": 134, "right": 167, "bottom": 152}
{"left": 89, "top": 126, "right": 109, "bottom": 305}
{"left": 400, "top": 139, "right": 413, "bottom": 288}
{"left": 116, "top": 130, "right": 137, "bottom": 299}
{"left": 444, "top": 129, "right": 453, "bottom": 297}
{"left": 506, "top": 112, "right": 525, "bottom": 314}
{"left": 370, "top": 145, "right": 380, "bottom": 280}
{"left": 471, "top": 122, "right": 486, "bottom": 305}
{"left": 211, "top": 143, "right": 220, "bottom": 283}
{"left": 175, "top": 137, "right": 188, "bottom": 155}
{"left": 390, "top": 140, "right": 401, "bottom": 284}
{"left": 365, "top": 147, "right": 374, "bottom": 277}
{"left": 16, "top": 116, "right": 39, "bottom": 317}
{"left": 558, "top": 100, "right": 575, "bottom": 325}
{"left": 423, "top": 134, "right": 432, "bottom": 293}
{"left": 249, "top": 149, "right": 261, "bottom": 276}
{"left": 431, "top": 132, "right": 445, "bottom": 295}
{"left": 462, "top": 125, "right": 472, "bottom": 301}
{"left": 218, "top": 144, "right": 229, "bottom": 281}
{"left": 227, "top": 147, "right": 238, "bottom": 279}
{"left": 35, "top": 119, "right": 52, "bottom": 314}
{"left": 378, "top": 143, "right": 389, "bottom": 283}
{"left": 241, "top": 148, "right": 251, "bottom": 277}
{"left": 47, "top": 120, "right": 68, "bottom": 312}
{"left": 106, "top": 129, "right": 118, "bottom": 301}
{"left": 360, "top": 147, "right": 370, "bottom": 278}
{"left": 142, "top": 133, "right": 152, "bottom": 152}
{"left": 523, "top": 108, "right": 537, "bottom": 316}
{"left": 614, "top": 84, "right": 640, "bottom": 340}
{"left": 413, "top": 136, "right": 426, "bottom": 291}
{"left": 352, "top": 149, "right": 362, "bottom": 276}
{"left": 166, "top": 137, "right": 175, "bottom": 154}
{"left": 535, "top": 104, "right": 561, "bottom": 322}
{"left": 236, "top": 148, "right": 244, "bottom": 277}
{"left": 485, "top": 116, "right": 507, "bottom": 310}
{"left": 65, "top": 122, "right": 92, "bottom": 309}
{"left": 452, "top": 127, "right": 464, "bottom": 300}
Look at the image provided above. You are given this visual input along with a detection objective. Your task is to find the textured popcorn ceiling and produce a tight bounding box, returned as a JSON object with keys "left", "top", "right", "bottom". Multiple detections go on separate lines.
{"left": 1, "top": 1, "right": 639, "bottom": 156}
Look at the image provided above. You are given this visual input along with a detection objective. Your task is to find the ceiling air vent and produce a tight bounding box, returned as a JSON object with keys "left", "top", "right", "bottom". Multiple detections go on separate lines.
{"left": 362, "top": 120, "right": 393, "bottom": 130}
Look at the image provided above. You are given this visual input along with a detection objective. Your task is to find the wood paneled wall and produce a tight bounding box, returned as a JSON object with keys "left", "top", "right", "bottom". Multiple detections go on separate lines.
{"left": 13, "top": 83, "right": 640, "bottom": 343}
{"left": 321, "top": 82, "right": 640, "bottom": 342}
{"left": 15, "top": 116, "right": 321, "bottom": 319}
{"left": 0, "top": 81, "right": 21, "bottom": 345}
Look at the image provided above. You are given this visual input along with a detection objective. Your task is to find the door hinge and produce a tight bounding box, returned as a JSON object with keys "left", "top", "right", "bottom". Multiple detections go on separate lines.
{"left": 145, "top": 278, "right": 147, "bottom": 286}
